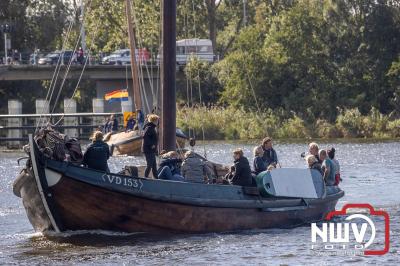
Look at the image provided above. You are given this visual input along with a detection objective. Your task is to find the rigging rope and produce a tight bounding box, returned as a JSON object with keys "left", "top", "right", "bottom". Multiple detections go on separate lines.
{"left": 53, "top": 0, "right": 100, "bottom": 126}
{"left": 35, "top": 14, "right": 77, "bottom": 131}
{"left": 129, "top": 0, "right": 157, "bottom": 113}
{"left": 191, "top": 0, "right": 207, "bottom": 158}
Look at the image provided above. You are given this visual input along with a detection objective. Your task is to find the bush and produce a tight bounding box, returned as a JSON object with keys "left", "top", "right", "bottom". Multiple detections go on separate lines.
{"left": 276, "top": 116, "right": 309, "bottom": 139}
{"left": 388, "top": 120, "right": 400, "bottom": 137}
{"left": 177, "top": 106, "right": 400, "bottom": 140}
{"left": 335, "top": 108, "right": 365, "bottom": 137}
{"left": 315, "top": 119, "right": 342, "bottom": 138}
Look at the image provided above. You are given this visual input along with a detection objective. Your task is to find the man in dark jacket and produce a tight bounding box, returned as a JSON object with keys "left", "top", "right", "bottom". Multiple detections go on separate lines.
{"left": 157, "top": 151, "right": 184, "bottom": 181}
{"left": 229, "top": 148, "right": 253, "bottom": 186}
{"left": 262, "top": 137, "right": 278, "bottom": 167}
{"left": 142, "top": 114, "right": 159, "bottom": 178}
{"left": 83, "top": 131, "right": 110, "bottom": 172}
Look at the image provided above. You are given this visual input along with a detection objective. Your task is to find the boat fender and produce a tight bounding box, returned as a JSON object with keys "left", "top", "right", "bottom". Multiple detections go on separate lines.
{"left": 13, "top": 168, "right": 33, "bottom": 198}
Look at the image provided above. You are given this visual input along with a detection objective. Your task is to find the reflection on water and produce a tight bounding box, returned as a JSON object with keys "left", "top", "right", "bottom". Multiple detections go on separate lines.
{"left": 0, "top": 140, "right": 399, "bottom": 265}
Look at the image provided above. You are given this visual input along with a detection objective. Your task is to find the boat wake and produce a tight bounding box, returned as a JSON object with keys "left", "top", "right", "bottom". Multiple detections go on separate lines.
{"left": 45, "top": 229, "right": 145, "bottom": 238}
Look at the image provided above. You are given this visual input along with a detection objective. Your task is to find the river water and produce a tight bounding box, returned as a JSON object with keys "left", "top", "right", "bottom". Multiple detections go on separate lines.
{"left": 0, "top": 140, "right": 399, "bottom": 265}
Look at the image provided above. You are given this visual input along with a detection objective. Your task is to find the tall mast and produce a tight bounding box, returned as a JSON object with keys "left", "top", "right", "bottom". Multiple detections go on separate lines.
{"left": 125, "top": 0, "right": 142, "bottom": 112}
{"left": 160, "top": 0, "right": 176, "bottom": 151}
{"left": 79, "top": 0, "right": 86, "bottom": 52}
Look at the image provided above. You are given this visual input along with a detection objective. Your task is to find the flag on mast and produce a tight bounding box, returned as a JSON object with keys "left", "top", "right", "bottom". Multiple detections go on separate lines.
{"left": 104, "top": 89, "right": 129, "bottom": 102}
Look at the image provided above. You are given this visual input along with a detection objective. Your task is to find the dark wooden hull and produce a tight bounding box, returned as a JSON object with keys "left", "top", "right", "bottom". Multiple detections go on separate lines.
{"left": 49, "top": 176, "right": 339, "bottom": 233}
{"left": 13, "top": 136, "right": 344, "bottom": 234}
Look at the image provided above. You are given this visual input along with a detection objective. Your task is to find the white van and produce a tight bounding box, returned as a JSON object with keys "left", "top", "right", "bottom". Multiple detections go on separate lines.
{"left": 157, "top": 39, "right": 215, "bottom": 66}
{"left": 176, "top": 39, "right": 215, "bottom": 65}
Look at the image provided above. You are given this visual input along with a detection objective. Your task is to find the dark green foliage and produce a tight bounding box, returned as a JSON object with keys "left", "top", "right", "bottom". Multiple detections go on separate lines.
{"left": 0, "top": 0, "right": 399, "bottom": 138}
{"left": 215, "top": 0, "right": 400, "bottom": 123}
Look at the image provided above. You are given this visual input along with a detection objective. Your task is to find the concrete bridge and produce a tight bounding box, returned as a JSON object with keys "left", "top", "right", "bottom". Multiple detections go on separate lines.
{"left": 0, "top": 64, "right": 160, "bottom": 81}
{"left": 0, "top": 64, "right": 184, "bottom": 114}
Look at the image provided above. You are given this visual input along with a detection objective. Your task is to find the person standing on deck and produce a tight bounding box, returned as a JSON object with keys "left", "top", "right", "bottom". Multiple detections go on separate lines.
{"left": 142, "top": 114, "right": 159, "bottom": 178}
{"left": 83, "top": 131, "right": 110, "bottom": 172}
{"left": 328, "top": 147, "right": 341, "bottom": 185}
{"left": 261, "top": 137, "right": 278, "bottom": 168}
{"left": 137, "top": 109, "right": 145, "bottom": 131}
{"left": 309, "top": 142, "right": 321, "bottom": 163}
{"left": 319, "top": 149, "right": 336, "bottom": 186}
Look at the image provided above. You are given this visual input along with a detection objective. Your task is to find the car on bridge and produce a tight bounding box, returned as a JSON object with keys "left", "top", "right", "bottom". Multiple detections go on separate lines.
{"left": 101, "top": 48, "right": 150, "bottom": 65}
{"left": 176, "top": 39, "right": 215, "bottom": 65}
{"left": 38, "top": 50, "right": 74, "bottom": 65}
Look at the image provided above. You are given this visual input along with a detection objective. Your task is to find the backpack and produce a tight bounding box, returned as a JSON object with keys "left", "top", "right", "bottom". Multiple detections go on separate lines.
{"left": 65, "top": 138, "right": 83, "bottom": 164}
{"left": 118, "top": 166, "right": 139, "bottom": 178}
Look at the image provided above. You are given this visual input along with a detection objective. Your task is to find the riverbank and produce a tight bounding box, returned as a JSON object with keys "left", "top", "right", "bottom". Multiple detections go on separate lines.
{"left": 177, "top": 106, "right": 400, "bottom": 140}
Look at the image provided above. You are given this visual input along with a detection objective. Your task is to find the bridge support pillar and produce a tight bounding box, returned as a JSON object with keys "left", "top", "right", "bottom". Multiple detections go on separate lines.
{"left": 63, "top": 99, "right": 78, "bottom": 138}
{"left": 35, "top": 99, "right": 50, "bottom": 127}
{"left": 92, "top": 98, "right": 105, "bottom": 131}
{"left": 7, "top": 100, "right": 22, "bottom": 148}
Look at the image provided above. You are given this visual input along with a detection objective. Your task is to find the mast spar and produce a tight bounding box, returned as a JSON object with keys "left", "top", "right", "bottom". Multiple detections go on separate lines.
{"left": 125, "top": 0, "right": 142, "bottom": 112}
{"left": 160, "top": 0, "right": 177, "bottom": 151}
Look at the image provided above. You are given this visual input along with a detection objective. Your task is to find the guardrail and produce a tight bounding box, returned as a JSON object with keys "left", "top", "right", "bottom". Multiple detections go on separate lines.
{"left": 0, "top": 112, "right": 123, "bottom": 148}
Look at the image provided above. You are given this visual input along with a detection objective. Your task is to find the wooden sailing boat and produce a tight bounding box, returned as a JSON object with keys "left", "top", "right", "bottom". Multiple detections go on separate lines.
{"left": 105, "top": 129, "right": 187, "bottom": 156}
{"left": 105, "top": 0, "right": 186, "bottom": 156}
{"left": 12, "top": 0, "right": 344, "bottom": 235}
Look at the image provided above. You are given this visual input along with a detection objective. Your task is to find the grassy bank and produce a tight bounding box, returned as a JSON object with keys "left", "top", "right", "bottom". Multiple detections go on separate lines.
{"left": 177, "top": 106, "right": 400, "bottom": 140}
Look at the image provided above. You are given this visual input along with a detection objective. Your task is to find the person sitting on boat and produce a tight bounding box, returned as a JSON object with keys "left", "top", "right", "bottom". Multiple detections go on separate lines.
{"left": 319, "top": 149, "right": 336, "bottom": 186}
{"left": 225, "top": 148, "right": 252, "bottom": 186}
{"left": 253, "top": 145, "right": 267, "bottom": 175}
{"left": 125, "top": 114, "right": 136, "bottom": 132}
{"left": 305, "top": 154, "right": 323, "bottom": 175}
{"left": 142, "top": 114, "right": 159, "bottom": 178}
{"left": 104, "top": 114, "right": 118, "bottom": 133}
{"left": 158, "top": 151, "right": 184, "bottom": 181}
{"left": 328, "top": 147, "right": 341, "bottom": 185}
{"left": 181, "top": 151, "right": 211, "bottom": 183}
{"left": 261, "top": 137, "right": 278, "bottom": 168}
{"left": 82, "top": 131, "right": 110, "bottom": 172}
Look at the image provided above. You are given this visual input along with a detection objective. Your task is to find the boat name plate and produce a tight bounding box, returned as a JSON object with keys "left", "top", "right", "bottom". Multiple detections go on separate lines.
{"left": 101, "top": 173, "right": 143, "bottom": 190}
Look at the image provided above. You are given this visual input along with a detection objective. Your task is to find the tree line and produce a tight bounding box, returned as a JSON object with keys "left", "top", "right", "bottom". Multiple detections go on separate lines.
{"left": 0, "top": 0, "right": 399, "bottom": 128}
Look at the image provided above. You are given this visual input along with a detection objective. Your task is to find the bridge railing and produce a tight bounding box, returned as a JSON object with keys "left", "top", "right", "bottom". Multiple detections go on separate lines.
{"left": 0, "top": 112, "right": 123, "bottom": 148}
